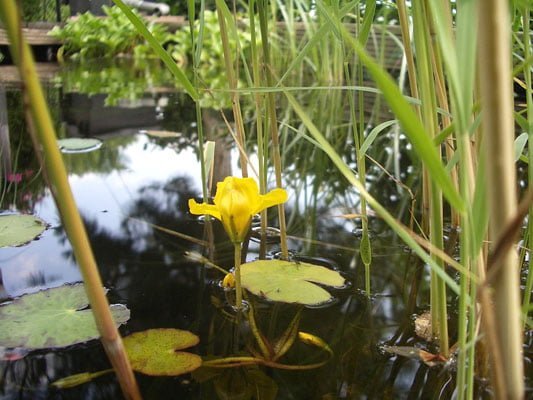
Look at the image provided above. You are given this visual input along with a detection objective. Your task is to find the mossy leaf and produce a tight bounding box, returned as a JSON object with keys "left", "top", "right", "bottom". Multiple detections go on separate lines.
{"left": 123, "top": 328, "right": 202, "bottom": 376}
{"left": 0, "top": 283, "right": 130, "bottom": 349}
{"left": 240, "top": 260, "right": 346, "bottom": 306}
{"left": 0, "top": 214, "right": 47, "bottom": 247}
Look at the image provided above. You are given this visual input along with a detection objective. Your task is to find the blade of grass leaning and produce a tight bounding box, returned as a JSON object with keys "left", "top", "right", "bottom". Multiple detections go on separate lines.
{"left": 0, "top": 3, "right": 142, "bottom": 399}
{"left": 316, "top": 0, "right": 464, "bottom": 213}
{"left": 283, "top": 89, "right": 461, "bottom": 296}
{"left": 112, "top": 0, "right": 198, "bottom": 101}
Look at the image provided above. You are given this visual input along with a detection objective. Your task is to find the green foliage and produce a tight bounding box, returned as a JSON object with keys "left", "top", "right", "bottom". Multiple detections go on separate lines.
{"left": 49, "top": 5, "right": 170, "bottom": 59}
{"left": 169, "top": 10, "right": 254, "bottom": 109}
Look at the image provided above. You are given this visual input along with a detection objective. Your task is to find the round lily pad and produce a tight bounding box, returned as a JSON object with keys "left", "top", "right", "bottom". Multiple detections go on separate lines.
{"left": 0, "top": 214, "right": 47, "bottom": 247}
{"left": 0, "top": 283, "right": 130, "bottom": 349}
{"left": 123, "top": 328, "right": 202, "bottom": 376}
{"left": 57, "top": 138, "right": 103, "bottom": 153}
{"left": 240, "top": 260, "right": 346, "bottom": 306}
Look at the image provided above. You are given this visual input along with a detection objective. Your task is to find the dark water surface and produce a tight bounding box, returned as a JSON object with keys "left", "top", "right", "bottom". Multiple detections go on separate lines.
{"left": 0, "top": 65, "right": 528, "bottom": 399}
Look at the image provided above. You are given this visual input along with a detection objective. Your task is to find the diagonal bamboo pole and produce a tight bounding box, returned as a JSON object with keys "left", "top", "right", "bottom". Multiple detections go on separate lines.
{"left": 0, "top": 2, "right": 142, "bottom": 399}
{"left": 477, "top": 0, "right": 524, "bottom": 398}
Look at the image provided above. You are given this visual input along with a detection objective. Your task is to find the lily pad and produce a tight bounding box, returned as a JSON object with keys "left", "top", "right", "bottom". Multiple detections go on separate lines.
{"left": 0, "top": 283, "right": 130, "bottom": 349}
{"left": 141, "top": 129, "right": 181, "bottom": 138}
{"left": 57, "top": 138, "right": 102, "bottom": 153}
{"left": 124, "top": 328, "right": 202, "bottom": 376}
{"left": 241, "top": 260, "right": 346, "bottom": 306}
{"left": 0, "top": 214, "right": 47, "bottom": 247}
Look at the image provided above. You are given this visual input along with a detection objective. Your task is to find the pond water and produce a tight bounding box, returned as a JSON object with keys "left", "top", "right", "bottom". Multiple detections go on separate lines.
{"left": 0, "top": 62, "right": 529, "bottom": 399}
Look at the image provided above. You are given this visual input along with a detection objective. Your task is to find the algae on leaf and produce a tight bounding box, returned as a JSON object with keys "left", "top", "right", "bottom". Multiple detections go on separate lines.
{"left": 0, "top": 283, "right": 130, "bottom": 349}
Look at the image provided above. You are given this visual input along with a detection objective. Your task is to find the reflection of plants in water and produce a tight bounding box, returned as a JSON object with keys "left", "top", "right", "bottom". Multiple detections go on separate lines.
{"left": 170, "top": 10, "right": 253, "bottom": 109}
{"left": 60, "top": 135, "right": 134, "bottom": 178}
{"left": 0, "top": 90, "right": 62, "bottom": 212}
{"left": 55, "top": 60, "right": 174, "bottom": 107}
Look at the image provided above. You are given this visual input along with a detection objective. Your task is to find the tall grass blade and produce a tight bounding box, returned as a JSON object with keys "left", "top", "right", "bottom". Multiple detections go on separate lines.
{"left": 112, "top": 0, "right": 198, "bottom": 101}
{"left": 316, "top": 0, "right": 465, "bottom": 213}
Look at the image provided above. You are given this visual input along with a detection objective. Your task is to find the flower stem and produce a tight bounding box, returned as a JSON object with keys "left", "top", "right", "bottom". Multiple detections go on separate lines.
{"left": 234, "top": 242, "right": 243, "bottom": 309}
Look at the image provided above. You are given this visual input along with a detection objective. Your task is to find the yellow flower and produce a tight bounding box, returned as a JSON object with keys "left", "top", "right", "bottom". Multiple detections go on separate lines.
{"left": 189, "top": 176, "right": 287, "bottom": 243}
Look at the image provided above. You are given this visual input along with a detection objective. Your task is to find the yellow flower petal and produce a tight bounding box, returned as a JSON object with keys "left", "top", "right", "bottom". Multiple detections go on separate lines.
{"left": 222, "top": 273, "right": 235, "bottom": 288}
{"left": 188, "top": 176, "right": 288, "bottom": 244}
{"left": 188, "top": 199, "right": 222, "bottom": 220}
{"left": 255, "top": 188, "right": 288, "bottom": 214}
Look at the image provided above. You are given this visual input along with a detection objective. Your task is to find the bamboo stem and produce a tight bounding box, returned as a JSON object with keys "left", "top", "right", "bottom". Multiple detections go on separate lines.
{"left": 0, "top": 3, "right": 142, "bottom": 399}
{"left": 478, "top": 0, "right": 524, "bottom": 397}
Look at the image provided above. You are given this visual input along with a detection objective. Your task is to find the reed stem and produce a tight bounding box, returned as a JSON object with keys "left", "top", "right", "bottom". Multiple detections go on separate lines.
{"left": 478, "top": 0, "right": 524, "bottom": 396}
{"left": 0, "top": 3, "right": 142, "bottom": 399}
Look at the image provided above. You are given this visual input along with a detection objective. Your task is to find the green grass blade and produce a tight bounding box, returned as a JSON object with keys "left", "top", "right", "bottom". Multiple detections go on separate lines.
{"left": 283, "top": 89, "right": 461, "bottom": 295}
{"left": 360, "top": 119, "right": 397, "bottom": 156}
{"left": 112, "top": 0, "right": 199, "bottom": 100}
{"left": 317, "top": 0, "right": 465, "bottom": 213}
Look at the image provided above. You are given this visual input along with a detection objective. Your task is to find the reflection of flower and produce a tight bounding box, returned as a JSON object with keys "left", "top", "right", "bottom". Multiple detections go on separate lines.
{"left": 189, "top": 176, "right": 287, "bottom": 243}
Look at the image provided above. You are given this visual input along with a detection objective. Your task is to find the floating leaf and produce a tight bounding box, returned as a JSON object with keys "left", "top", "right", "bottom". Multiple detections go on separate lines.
{"left": 240, "top": 260, "right": 346, "bottom": 306}
{"left": 57, "top": 138, "right": 102, "bottom": 153}
{"left": 0, "top": 283, "right": 130, "bottom": 349}
{"left": 123, "top": 328, "right": 202, "bottom": 376}
{"left": 0, "top": 214, "right": 47, "bottom": 247}
{"left": 141, "top": 129, "right": 181, "bottom": 138}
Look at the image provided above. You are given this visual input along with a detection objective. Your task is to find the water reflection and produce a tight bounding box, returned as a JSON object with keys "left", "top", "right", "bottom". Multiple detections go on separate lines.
{"left": 0, "top": 74, "right": 491, "bottom": 399}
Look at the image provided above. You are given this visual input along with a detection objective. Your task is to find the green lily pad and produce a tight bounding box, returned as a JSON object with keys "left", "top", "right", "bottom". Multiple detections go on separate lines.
{"left": 0, "top": 283, "right": 130, "bottom": 349}
{"left": 57, "top": 138, "right": 102, "bottom": 153}
{"left": 0, "top": 214, "right": 47, "bottom": 247}
{"left": 241, "top": 260, "right": 346, "bottom": 306}
{"left": 124, "top": 328, "right": 202, "bottom": 376}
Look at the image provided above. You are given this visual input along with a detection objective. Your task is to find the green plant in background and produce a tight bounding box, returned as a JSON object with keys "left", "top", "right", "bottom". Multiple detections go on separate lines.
{"left": 49, "top": 5, "right": 171, "bottom": 60}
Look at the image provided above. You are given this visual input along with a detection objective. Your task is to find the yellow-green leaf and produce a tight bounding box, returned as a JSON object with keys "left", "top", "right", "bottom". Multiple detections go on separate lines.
{"left": 240, "top": 260, "right": 345, "bottom": 306}
{"left": 123, "top": 328, "right": 202, "bottom": 376}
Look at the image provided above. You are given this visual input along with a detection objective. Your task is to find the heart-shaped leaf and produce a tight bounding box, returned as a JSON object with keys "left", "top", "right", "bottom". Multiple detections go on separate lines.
{"left": 0, "top": 283, "right": 130, "bottom": 349}
{"left": 0, "top": 214, "right": 47, "bottom": 247}
{"left": 240, "top": 260, "right": 346, "bottom": 306}
{"left": 123, "top": 328, "right": 202, "bottom": 376}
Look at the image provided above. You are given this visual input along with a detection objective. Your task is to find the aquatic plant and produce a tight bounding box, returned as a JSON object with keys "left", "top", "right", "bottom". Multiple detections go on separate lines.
{"left": 189, "top": 176, "right": 287, "bottom": 308}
